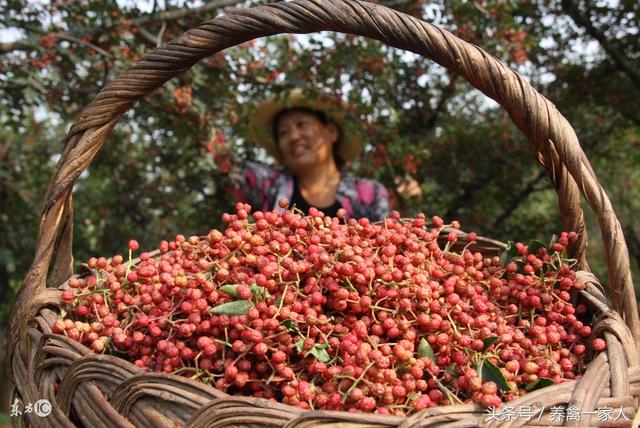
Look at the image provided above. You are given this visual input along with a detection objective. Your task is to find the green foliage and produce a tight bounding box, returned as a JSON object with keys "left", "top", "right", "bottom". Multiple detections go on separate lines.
{"left": 478, "top": 358, "right": 511, "bottom": 392}
{"left": 1, "top": 0, "right": 639, "bottom": 324}
{"left": 0, "top": 115, "right": 64, "bottom": 319}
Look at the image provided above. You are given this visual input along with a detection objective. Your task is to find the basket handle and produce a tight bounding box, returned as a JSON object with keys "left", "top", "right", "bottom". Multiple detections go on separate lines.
{"left": 8, "top": 0, "right": 638, "bottom": 363}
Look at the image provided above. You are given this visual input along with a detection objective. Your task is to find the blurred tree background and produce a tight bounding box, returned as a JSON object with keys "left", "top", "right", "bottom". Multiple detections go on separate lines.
{"left": 0, "top": 0, "right": 638, "bottom": 414}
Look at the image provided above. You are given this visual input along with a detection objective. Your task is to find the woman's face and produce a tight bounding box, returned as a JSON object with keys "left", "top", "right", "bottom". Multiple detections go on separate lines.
{"left": 275, "top": 109, "right": 338, "bottom": 175}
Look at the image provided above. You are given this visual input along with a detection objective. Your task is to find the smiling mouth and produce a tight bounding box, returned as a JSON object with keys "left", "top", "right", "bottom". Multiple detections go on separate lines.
{"left": 291, "top": 144, "right": 308, "bottom": 157}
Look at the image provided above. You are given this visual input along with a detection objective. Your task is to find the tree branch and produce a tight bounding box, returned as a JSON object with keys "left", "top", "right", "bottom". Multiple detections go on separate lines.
{"left": 0, "top": 151, "right": 9, "bottom": 304}
{"left": 136, "top": 26, "right": 160, "bottom": 45}
{"left": 622, "top": 224, "right": 640, "bottom": 275}
{"left": 0, "top": 40, "right": 31, "bottom": 54}
{"left": 424, "top": 73, "right": 457, "bottom": 130}
{"left": 443, "top": 176, "right": 493, "bottom": 221}
{"left": 0, "top": 0, "right": 246, "bottom": 55}
{"left": 560, "top": 0, "right": 640, "bottom": 89}
{"left": 130, "top": 0, "right": 245, "bottom": 26}
{"left": 56, "top": 34, "right": 113, "bottom": 59}
{"left": 488, "top": 169, "right": 547, "bottom": 230}
{"left": 381, "top": 0, "right": 417, "bottom": 7}
{"left": 620, "top": 109, "right": 640, "bottom": 128}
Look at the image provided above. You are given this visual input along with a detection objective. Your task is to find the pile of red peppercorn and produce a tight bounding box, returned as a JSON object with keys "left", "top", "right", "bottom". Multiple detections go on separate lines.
{"left": 54, "top": 202, "right": 600, "bottom": 415}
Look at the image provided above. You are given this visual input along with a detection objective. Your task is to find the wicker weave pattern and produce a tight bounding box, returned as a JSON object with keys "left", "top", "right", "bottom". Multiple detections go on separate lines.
{"left": 7, "top": 0, "right": 640, "bottom": 426}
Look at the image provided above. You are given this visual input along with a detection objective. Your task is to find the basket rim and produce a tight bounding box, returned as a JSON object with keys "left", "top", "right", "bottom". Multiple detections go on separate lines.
{"left": 8, "top": 0, "right": 639, "bottom": 385}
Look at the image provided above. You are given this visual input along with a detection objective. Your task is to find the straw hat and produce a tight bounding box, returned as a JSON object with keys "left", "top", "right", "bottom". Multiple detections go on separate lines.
{"left": 247, "top": 88, "right": 364, "bottom": 164}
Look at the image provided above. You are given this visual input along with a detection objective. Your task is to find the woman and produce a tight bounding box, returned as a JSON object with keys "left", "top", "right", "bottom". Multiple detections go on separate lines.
{"left": 215, "top": 88, "right": 391, "bottom": 221}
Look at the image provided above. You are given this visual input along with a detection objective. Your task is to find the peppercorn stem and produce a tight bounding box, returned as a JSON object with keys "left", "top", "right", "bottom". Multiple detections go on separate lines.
{"left": 344, "top": 361, "right": 375, "bottom": 398}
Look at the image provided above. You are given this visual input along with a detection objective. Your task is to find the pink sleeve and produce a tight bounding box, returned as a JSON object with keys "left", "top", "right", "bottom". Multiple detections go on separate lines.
{"left": 341, "top": 197, "right": 354, "bottom": 217}
{"left": 355, "top": 181, "right": 375, "bottom": 205}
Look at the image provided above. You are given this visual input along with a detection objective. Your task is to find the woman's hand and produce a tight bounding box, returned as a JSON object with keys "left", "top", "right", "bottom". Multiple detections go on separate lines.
{"left": 395, "top": 175, "right": 422, "bottom": 199}
{"left": 202, "top": 129, "right": 232, "bottom": 173}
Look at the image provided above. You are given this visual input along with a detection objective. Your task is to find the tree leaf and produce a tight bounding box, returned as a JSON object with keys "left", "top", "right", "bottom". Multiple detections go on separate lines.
{"left": 220, "top": 284, "right": 268, "bottom": 302}
{"left": 418, "top": 338, "right": 434, "bottom": 361}
{"left": 281, "top": 319, "right": 302, "bottom": 336}
{"left": 499, "top": 241, "right": 519, "bottom": 266}
{"left": 482, "top": 336, "right": 499, "bottom": 352}
{"left": 525, "top": 377, "right": 555, "bottom": 392}
{"left": 527, "top": 240, "right": 547, "bottom": 256}
{"left": 210, "top": 300, "right": 251, "bottom": 315}
{"left": 250, "top": 284, "right": 269, "bottom": 301}
{"left": 219, "top": 284, "right": 239, "bottom": 297}
{"left": 306, "top": 343, "right": 330, "bottom": 362}
{"left": 480, "top": 358, "right": 511, "bottom": 391}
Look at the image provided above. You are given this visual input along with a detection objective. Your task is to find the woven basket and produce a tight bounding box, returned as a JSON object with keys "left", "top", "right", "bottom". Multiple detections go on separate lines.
{"left": 7, "top": 0, "right": 640, "bottom": 426}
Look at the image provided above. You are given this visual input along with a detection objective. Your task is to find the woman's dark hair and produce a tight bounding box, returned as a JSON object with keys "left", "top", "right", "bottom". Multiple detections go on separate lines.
{"left": 272, "top": 107, "right": 346, "bottom": 170}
